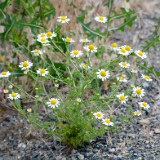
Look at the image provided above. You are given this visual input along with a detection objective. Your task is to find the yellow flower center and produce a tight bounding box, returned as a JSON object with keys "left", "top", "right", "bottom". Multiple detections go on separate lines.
{"left": 23, "top": 61, "right": 29, "bottom": 67}
{"left": 41, "top": 33, "right": 46, "bottom": 37}
{"left": 41, "top": 38, "right": 46, "bottom": 42}
{"left": 112, "top": 43, "right": 117, "bottom": 48}
{"left": 40, "top": 69, "right": 46, "bottom": 74}
{"left": 27, "top": 108, "right": 32, "bottom": 113}
{"left": 121, "top": 48, "right": 126, "bottom": 53}
{"left": 136, "top": 89, "right": 142, "bottom": 95}
{"left": 96, "top": 113, "right": 102, "bottom": 117}
{"left": 1, "top": 72, "right": 7, "bottom": 75}
{"left": 73, "top": 50, "right": 79, "bottom": 55}
{"left": 83, "top": 38, "right": 87, "bottom": 42}
{"left": 135, "top": 111, "right": 140, "bottom": 115}
{"left": 82, "top": 63, "right": 87, "bottom": 67}
{"left": 99, "top": 16, "right": 104, "bottom": 21}
{"left": 47, "top": 32, "right": 52, "bottom": 37}
{"left": 66, "top": 37, "right": 71, "bottom": 42}
{"left": 142, "top": 102, "right": 147, "bottom": 107}
{"left": 119, "top": 76, "right": 125, "bottom": 80}
{"left": 12, "top": 92, "right": 17, "bottom": 97}
{"left": 138, "top": 51, "right": 144, "bottom": 56}
{"left": 144, "top": 75, "right": 150, "bottom": 80}
{"left": 88, "top": 44, "right": 95, "bottom": 50}
{"left": 34, "top": 49, "right": 39, "bottom": 54}
{"left": 61, "top": 16, "right": 67, "bottom": 21}
{"left": 105, "top": 119, "right": 111, "bottom": 124}
{"left": 100, "top": 70, "right": 106, "bottom": 77}
{"left": 122, "top": 62, "right": 127, "bottom": 66}
{"left": 125, "top": 45, "right": 131, "bottom": 51}
{"left": 51, "top": 99, "right": 57, "bottom": 105}
{"left": 119, "top": 95, "right": 125, "bottom": 101}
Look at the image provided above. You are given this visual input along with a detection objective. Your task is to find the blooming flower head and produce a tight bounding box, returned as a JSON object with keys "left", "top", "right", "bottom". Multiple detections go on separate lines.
{"left": 118, "top": 47, "right": 130, "bottom": 56}
{"left": 47, "top": 98, "right": 60, "bottom": 109}
{"left": 37, "top": 68, "right": 49, "bottom": 76}
{"left": 138, "top": 102, "right": 150, "bottom": 110}
{"left": 102, "top": 118, "right": 114, "bottom": 126}
{"left": 96, "top": 69, "right": 110, "bottom": 81}
{"left": 119, "top": 62, "right": 130, "bottom": 68}
{"left": 37, "top": 37, "right": 50, "bottom": 45}
{"left": 4, "top": 89, "right": 9, "bottom": 93}
{"left": 37, "top": 33, "right": 47, "bottom": 39}
{"left": 31, "top": 49, "right": 43, "bottom": 56}
{"left": 134, "top": 110, "right": 141, "bottom": 116}
{"left": 79, "top": 63, "right": 90, "bottom": 69}
{"left": 116, "top": 93, "right": 128, "bottom": 104}
{"left": 70, "top": 50, "right": 83, "bottom": 58}
{"left": 62, "top": 37, "right": 74, "bottom": 43}
{"left": 135, "top": 50, "right": 147, "bottom": 59}
{"left": 57, "top": 16, "right": 70, "bottom": 23}
{"left": 93, "top": 112, "right": 104, "bottom": 119}
{"left": 95, "top": 16, "right": 107, "bottom": 23}
{"left": 79, "top": 38, "right": 91, "bottom": 43}
{"left": 110, "top": 42, "right": 118, "bottom": 51}
{"left": 117, "top": 75, "right": 127, "bottom": 82}
{"left": 0, "top": 71, "right": 11, "bottom": 78}
{"left": 141, "top": 74, "right": 152, "bottom": 81}
{"left": 8, "top": 92, "right": 20, "bottom": 100}
{"left": 76, "top": 98, "right": 81, "bottom": 103}
{"left": 84, "top": 44, "right": 97, "bottom": 53}
{"left": 27, "top": 108, "right": 32, "bottom": 113}
{"left": 19, "top": 61, "right": 33, "bottom": 70}
{"left": 133, "top": 87, "right": 145, "bottom": 98}
{"left": 46, "top": 31, "right": 57, "bottom": 39}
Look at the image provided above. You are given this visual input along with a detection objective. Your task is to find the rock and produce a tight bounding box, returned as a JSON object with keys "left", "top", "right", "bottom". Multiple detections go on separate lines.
{"left": 142, "top": 82, "right": 149, "bottom": 88}
{"left": 128, "top": 134, "right": 136, "bottom": 138}
{"left": 109, "top": 148, "right": 116, "bottom": 153}
{"left": 139, "top": 119, "right": 151, "bottom": 125}
{"left": 154, "top": 128, "right": 160, "bottom": 134}
{"left": 77, "top": 154, "right": 84, "bottom": 160}
{"left": 18, "top": 143, "right": 26, "bottom": 148}
{"left": 0, "top": 157, "right": 4, "bottom": 160}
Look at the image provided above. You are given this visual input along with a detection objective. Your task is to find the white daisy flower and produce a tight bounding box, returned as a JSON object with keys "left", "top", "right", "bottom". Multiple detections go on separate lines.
{"left": 70, "top": 50, "right": 83, "bottom": 58}
{"left": 135, "top": 50, "right": 147, "bottom": 59}
{"left": 31, "top": 49, "right": 43, "bottom": 56}
{"left": 134, "top": 110, "right": 141, "bottom": 116}
{"left": 93, "top": 112, "right": 104, "bottom": 119}
{"left": 37, "top": 68, "right": 49, "bottom": 76}
{"left": 0, "top": 71, "right": 11, "bottom": 78}
{"left": 84, "top": 44, "right": 97, "bottom": 53}
{"left": 8, "top": 92, "right": 20, "bottom": 100}
{"left": 119, "top": 62, "right": 130, "bottom": 68}
{"left": 37, "top": 33, "right": 47, "bottom": 39}
{"left": 95, "top": 16, "right": 107, "bottom": 23}
{"left": 133, "top": 87, "right": 145, "bottom": 98}
{"left": 117, "top": 75, "right": 127, "bottom": 82}
{"left": 118, "top": 47, "right": 130, "bottom": 56}
{"left": 62, "top": 37, "right": 74, "bottom": 43}
{"left": 96, "top": 69, "right": 110, "bottom": 81}
{"left": 79, "top": 63, "right": 90, "bottom": 69}
{"left": 116, "top": 93, "right": 128, "bottom": 104}
{"left": 110, "top": 42, "right": 118, "bottom": 51}
{"left": 37, "top": 37, "right": 50, "bottom": 45}
{"left": 102, "top": 118, "right": 114, "bottom": 126}
{"left": 19, "top": 61, "right": 33, "bottom": 70}
{"left": 79, "top": 38, "right": 91, "bottom": 43}
{"left": 141, "top": 74, "right": 152, "bottom": 81}
{"left": 138, "top": 102, "right": 150, "bottom": 110}
{"left": 47, "top": 98, "right": 60, "bottom": 109}
{"left": 57, "top": 16, "right": 70, "bottom": 23}
{"left": 46, "top": 31, "right": 57, "bottom": 39}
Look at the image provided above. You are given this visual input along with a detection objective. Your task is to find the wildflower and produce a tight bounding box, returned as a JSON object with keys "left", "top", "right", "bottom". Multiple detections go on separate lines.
{"left": 93, "top": 112, "right": 104, "bottom": 119}
{"left": 138, "top": 102, "right": 150, "bottom": 110}
{"left": 135, "top": 50, "right": 147, "bottom": 59}
{"left": 37, "top": 37, "right": 50, "bottom": 45}
{"left": 46, "top": 31, "right": 57, "bottom": 39}
{"left": 9, "top": 85, "right": 13, "bottom": 89}
{"left": 117, "top": 75, "right": 127, "bottom": 82}
{"left": 119, "top": 62, "right": 130, "bottom": 68}
{"left": 116, "top": 93, "right": 128, "bottom": 104}
{"left": 47, "top": 98, "right": 60, "bottom": 109}
{"left": 141, "top": 74, "right": 152, "bottom": 81}
{"left": 118, "top": 47, "right": 130, "bottom": 56}
{"left": 79, "top": 38, "right": 91, "bottom": 43}
{"left": 31, "top": 49, "right": 43, "bottom": 56}
{"left": 96, "top": 69, "right": 110, "bottom": 81}
{"left": 19, "top": 61, "right": 33, "bottom": 70}
{"left": 0, "top": 71, "right": 11, "bottom": 78}
{"left": 110, "top": 42, "right": 118, "bottom": 51}
{"left": 131, "top": 70, "right": 137, "bottom": 74}
{"left": 134, "top": 110, "right": 141, "bottom": 116}
{"left": 62, "top": 37, "right": 74, "bottom": 43}
{"left": 79, "top": 63, "right": 90, "bottom": 69}
{"left": 70, "top": 50, "right": 83, "bottom": 58}
{"left": 84, "top": 44, "right": 97, "bottom": 53}
{"left": 3, "top": 89, "right": 9, "bottom": 93}
{"left": 27, "top": 108, "right": 32, "bottom": 113}
{"left": 102, "top": 118, "right": 114, "bottom": 126}
{"left": 55, "top": 84, "right": 59, "bottom": 88}
{"left": 95, "top": 16, "right": 107, "bottom": 23}
{"left": 37, "top": 33, "right": 47, "bottom": 39}
{"left": 133, "top": 87, "right": 145, "bottom": 98}
{"left": 76, "top": 98, "right": 81, "bottom": 103}
{"left": 8, "top": 92, "right": 20, "bottom": 100}
{"left": 37, "top": 68, "right": 49, "bottom": 76}
{"left": 57, "top": 16, "right": 70, "bottom": 23}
